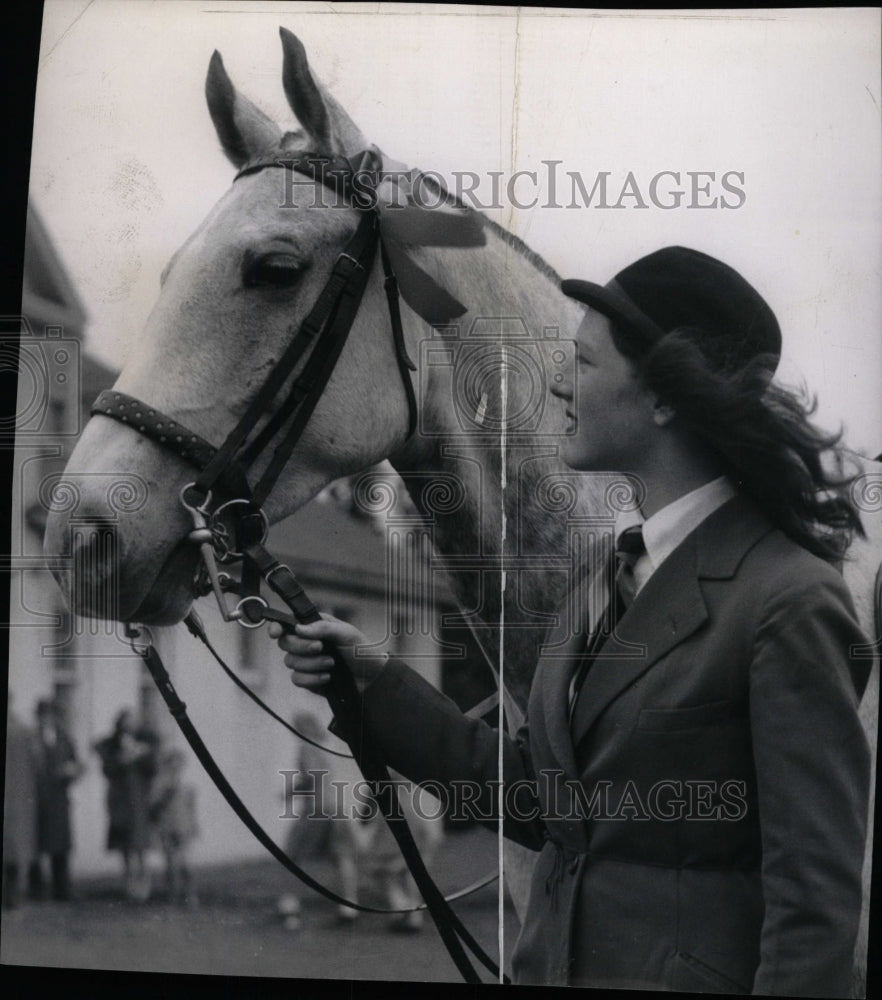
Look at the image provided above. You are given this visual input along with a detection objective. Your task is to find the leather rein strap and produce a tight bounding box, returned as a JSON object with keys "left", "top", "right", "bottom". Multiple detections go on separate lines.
{"left": 133, "top": 543, "right": 501, "bottom": 983}
{"left": 92, "top": 151, "right": 503, "bottom": 984}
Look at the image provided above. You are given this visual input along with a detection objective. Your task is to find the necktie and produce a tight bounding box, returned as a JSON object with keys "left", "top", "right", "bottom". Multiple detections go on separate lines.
{"left": 614, "top": 524, "right": 646, "bottom": 611}
{"left": 568, "top": 525, "right": 646, "bottom": 720}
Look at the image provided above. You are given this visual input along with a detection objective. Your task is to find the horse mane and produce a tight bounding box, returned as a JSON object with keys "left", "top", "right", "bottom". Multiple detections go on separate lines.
{"left": 400, "top": 166, "right": 563, "bottom": 286}
{"left": 476, "top": 215, "right": 562, "bottom": 284}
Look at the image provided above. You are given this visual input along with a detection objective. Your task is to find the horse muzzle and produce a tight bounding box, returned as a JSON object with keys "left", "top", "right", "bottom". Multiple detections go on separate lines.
{"left": 42, "top": 415, "right": 201, "bottom": 625}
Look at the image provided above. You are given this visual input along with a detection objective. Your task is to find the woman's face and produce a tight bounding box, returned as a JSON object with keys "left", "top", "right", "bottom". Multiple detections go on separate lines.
{"left": 551, "top": 310, "right": 656, "bottom": 473}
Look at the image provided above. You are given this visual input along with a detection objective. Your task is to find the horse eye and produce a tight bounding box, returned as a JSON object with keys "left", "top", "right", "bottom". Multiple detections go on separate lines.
{"left": 244, "top": 253, "right": 307, "bottom": 289}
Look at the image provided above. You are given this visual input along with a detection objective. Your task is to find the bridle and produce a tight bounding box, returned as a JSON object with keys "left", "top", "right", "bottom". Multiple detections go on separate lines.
{"left": 90, "top": 149, "right": 505, "bottom": 983}
{"left": 91, "top": 146, "right": 481, "bottom": 626}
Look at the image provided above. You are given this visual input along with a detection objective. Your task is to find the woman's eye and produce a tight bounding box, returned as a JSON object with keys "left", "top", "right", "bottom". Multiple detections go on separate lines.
{"left": 244, "top": 253, "right": 307, "bottom": 288}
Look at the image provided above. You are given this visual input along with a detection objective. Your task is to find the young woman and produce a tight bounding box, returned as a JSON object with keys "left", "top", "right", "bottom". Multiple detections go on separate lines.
{"left": 270, "top": 247, "right": 871, "bottom": 995}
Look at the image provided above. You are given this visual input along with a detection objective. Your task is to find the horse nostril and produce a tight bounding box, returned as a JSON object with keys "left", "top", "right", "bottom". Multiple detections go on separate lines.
{"left": 70, "top": 517, "right": 121, "bottom": 620}
{"left": 71, "top": 517, "right": 117, "bottom": 559}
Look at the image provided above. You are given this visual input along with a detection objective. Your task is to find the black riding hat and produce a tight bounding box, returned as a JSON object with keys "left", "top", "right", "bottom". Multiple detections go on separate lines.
{"left": 562, "top": 246, "right": 781, "bottom": 373}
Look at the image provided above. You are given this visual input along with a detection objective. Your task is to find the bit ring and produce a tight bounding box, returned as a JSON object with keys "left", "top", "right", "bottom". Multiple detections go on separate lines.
{"left": 234, "top": 596, "right": 268, "bottom": 629}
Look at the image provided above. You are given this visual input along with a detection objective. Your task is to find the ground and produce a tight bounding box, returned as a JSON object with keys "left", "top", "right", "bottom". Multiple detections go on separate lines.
{"left": 1, "top": 825, "right": 516, "bottom": 993}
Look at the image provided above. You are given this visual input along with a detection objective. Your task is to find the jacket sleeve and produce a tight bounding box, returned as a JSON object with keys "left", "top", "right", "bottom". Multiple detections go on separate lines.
{"left": 355, "top": 657, "right": 545, "bottom": 850}
{"left": 748, "top": 573, "right": 871, "bottom": 997}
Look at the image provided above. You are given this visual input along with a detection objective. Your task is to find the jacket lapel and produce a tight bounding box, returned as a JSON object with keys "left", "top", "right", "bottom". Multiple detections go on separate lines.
{"left": 531, "top": 592, "right": 592, "bottom": 780}
{"left": 569, "top": 495, "right": 773, "bottom": 749}
{"left": 569, "top": 534, "right": 707, "bottom": 747}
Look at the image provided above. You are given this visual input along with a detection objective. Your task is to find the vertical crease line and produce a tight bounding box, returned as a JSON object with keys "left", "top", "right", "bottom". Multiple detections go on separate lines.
{"left": 391, "top": 531, "right": 400, "bottom": 641}
{"left": 498, "top": 343, "right": 508, "bottom": 982}
{"left": 421, "top": 529, "right": 431, "bottom": 636}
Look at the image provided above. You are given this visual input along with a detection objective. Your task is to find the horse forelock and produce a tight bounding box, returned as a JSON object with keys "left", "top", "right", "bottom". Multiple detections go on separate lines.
{"left": 280, "top": 128, "right": 309, "bottom": 149}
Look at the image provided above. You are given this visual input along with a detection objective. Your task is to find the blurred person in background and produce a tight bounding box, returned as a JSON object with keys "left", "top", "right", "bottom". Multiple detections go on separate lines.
{"left": 28, "top": 698, "right": 83, "bottom": 902}
{"left": 3, "top": 693, "right": 38, "bottom": 910}
{"left": 149, "top": 747, "right": 199, "bottom": 906}
{"left": 277, "top": 710, "right": 333, "bottom": 930}
{"left": 94, "top": 708, "right": 160, "bottom": 902}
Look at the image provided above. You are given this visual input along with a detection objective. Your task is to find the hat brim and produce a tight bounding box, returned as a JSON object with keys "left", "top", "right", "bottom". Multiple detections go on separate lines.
{"left": 561, "top": 278, "right": 665, "bottom": 352}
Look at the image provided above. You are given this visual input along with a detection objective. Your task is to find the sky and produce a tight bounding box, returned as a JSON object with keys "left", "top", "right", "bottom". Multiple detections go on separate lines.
{"left": 27, "top": 2, "right": 882, "bottom": 457}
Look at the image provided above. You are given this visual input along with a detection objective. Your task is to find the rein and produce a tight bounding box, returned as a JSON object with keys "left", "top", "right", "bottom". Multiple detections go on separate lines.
{"left": 92, "top": 149, "right": 505, "bottom": 984}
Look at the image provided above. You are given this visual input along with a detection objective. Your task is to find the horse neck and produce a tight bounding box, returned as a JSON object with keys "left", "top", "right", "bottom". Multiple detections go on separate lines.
{"left": 389, "top": 223, "right": 596, "bottom": 707}
{"left": 394, "top": 221, "right": 575, "bottom": 529}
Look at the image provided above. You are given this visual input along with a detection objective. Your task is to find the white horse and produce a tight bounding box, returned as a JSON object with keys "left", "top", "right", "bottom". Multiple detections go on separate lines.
{"left": 43, "top": 29, "right": 880, "bottom": 990}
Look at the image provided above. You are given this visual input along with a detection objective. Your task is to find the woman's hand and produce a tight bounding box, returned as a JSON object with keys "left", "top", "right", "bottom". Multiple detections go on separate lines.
{"left": 267, "top": 614, "right": 388, "bottom": 693}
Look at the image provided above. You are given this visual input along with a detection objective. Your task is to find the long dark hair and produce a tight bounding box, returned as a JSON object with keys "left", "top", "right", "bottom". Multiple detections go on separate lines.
{"left": 613, "top": 325, "right": 865, "bottom": 562}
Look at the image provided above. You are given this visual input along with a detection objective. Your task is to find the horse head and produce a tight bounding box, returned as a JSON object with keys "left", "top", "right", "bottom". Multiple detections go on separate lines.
{"left": 44, "top": 29, "right": 479, "bottom": 625}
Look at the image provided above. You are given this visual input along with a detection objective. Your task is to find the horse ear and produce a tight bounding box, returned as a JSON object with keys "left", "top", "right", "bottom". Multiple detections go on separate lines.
{"left": 279, "top": 27, "right": 366, "bottom": 156}
{"left": 206, "top": 50, "right": 282, "bottom": 167}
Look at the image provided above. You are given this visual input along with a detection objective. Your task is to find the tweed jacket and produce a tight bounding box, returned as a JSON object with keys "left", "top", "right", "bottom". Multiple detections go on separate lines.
{"left": 359, "top": 496, "right": 871, "bottom": 995}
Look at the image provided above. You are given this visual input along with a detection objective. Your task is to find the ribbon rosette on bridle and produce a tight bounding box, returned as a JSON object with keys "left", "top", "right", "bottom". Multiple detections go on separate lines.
{"left": 364, "top": 147, "right": 487, "bottom": 324}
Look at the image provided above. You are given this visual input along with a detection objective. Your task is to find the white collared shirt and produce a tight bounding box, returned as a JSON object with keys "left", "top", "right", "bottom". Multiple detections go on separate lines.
{"left": 616, "top": 475, "right": 736, "bottom": 596}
